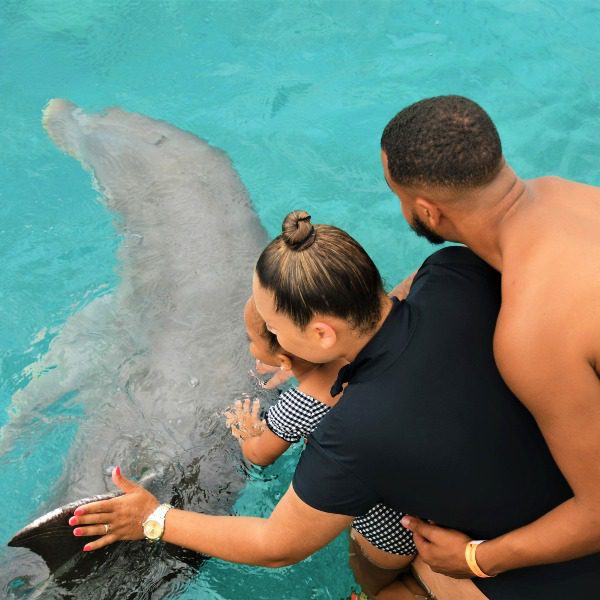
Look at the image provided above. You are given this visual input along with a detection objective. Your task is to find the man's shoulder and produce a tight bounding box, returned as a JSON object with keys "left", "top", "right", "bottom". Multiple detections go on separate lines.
{"left": 530, "top": 174, "right": 600, "bottom": 193}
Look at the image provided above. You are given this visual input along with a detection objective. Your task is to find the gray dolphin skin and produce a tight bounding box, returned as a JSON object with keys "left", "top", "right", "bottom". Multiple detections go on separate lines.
{"left": 9, "top": 492, "right": 123, "bottom": 573}
{"left": 3, "top": 100, "right": 269, "bottom": 598}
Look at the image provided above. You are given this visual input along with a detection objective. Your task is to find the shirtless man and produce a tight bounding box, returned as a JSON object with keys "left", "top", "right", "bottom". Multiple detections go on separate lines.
{"left": 380, "top": 95, "right": 600, "bottom": 582}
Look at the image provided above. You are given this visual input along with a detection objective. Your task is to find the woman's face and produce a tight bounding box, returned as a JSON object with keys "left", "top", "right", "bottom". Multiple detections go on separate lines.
{"left": 252, "top": 273, "right": 333, "bottom": 364}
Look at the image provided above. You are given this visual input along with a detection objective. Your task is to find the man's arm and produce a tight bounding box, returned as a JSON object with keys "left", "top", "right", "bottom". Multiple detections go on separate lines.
{"left": 70, "top": 468, "right": 353, "bottom": 567}
{"left": 478, "top": 300, "right": 600, "bottom": 573}
{"left": 404, "top": 301, "right": 600, "bottom": 578}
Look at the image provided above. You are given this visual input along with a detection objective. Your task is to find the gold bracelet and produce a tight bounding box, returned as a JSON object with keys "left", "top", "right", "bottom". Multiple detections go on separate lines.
{"left": 465, "top": 540, "right": 495, "bottom": 578}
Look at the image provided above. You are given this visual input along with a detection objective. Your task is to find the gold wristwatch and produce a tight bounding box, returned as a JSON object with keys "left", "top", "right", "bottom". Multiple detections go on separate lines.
{"left": 142, "top": 503, "right": 173, "bottom": 542}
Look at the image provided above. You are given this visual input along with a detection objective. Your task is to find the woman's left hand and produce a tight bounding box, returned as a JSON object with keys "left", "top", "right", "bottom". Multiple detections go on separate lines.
{"left": 69, "top": 466, "right": 159, "bottom": 551}
{"left": 401, "top": 515, "right": 474, "bottom": 578}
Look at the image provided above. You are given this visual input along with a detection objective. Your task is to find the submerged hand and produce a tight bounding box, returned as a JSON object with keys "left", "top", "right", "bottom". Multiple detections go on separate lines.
{"left": 69, "top": 467, "right": 159, "bottom": 551}
{"left": 401, "top": 515, "right": 473, "bottom": 578}
{"left": 254, "top": 359, "right": 293, "bottom": 390}
{"left": 224, "top": 398, "right": 265, "bottom": 440}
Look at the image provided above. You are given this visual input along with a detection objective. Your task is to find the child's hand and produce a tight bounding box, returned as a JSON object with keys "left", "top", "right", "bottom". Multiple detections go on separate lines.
{"left": 224, "top": 398, "right": 266, "bottom": 440}
{"left": 255, "top": 359, "right": 293, "bottom": 390}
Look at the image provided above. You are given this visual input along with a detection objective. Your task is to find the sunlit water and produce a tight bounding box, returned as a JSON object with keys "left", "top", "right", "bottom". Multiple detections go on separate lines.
{"left": 1, "top": 1, "right": 599, "bottom": 598}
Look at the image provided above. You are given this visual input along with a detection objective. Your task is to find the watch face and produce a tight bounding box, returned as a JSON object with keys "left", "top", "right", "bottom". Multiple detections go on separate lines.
{"left": 143, "top": 519, "right": 162, "bottom": 540}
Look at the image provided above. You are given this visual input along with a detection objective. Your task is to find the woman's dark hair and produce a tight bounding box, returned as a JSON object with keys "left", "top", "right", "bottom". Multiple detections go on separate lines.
{"left": 381, "top": 95, "right": 503, "bottom": 189}
{"left": 255, "top": 210, "right": 385, "bottom": 333}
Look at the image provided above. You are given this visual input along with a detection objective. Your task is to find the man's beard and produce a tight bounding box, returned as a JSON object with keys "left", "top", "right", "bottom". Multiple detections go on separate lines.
{"left": 410, "top": 212, "right": 446, "bottom": 245}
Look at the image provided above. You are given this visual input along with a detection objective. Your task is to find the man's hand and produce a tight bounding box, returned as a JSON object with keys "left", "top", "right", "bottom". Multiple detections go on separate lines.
{"left": 401, "top": 515, "right": 475, "bottom": 578}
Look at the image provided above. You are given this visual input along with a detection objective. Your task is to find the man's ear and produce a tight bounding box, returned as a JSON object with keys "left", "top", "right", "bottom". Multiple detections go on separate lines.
{"left": 415, "top": 197, "right": 442, "bottom": 227}
{"left": 311, "top": 321, "right": 337, "bottom": 349}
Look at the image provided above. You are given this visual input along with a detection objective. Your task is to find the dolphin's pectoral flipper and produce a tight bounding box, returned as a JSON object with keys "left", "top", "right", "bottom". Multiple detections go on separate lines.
{"left": 7, "top": 470, "right": 206, "bottom": 577}
{"left": 8, "top": 493, "right": 120, "bottom": 573}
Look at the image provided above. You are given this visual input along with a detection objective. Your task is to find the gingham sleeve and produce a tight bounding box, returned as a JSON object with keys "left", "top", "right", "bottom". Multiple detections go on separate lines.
{"left": 266, "top": 388, "right": 331, "bottom": 443}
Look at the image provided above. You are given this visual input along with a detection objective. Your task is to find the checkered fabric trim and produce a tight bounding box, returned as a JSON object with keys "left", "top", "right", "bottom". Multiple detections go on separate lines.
{"left": 266, "top": 387, "right": 331, "bottom": 443}
{"left": 353, "top": 503, "right": 416, "bottom": 555}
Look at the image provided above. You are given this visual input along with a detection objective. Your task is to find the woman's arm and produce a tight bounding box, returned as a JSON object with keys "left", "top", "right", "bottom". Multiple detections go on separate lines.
{"left": 70, "top": 468, "right": 353, "bottom": 566}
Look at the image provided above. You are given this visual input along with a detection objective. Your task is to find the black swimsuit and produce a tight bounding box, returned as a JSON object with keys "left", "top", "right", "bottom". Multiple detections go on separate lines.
{"left": 267, "top": 388, "right": 416, "bottom": 555}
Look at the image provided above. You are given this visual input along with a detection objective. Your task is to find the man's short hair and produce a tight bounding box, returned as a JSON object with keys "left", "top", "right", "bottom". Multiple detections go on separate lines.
{"left": 381, "top": 95, "right": 503, "bottom": 189}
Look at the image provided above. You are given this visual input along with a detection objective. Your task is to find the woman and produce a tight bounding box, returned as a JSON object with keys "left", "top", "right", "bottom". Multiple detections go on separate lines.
{"left": 70, "top": 211, "right": 600, "bottom": 599}
{"left": 225, "top": 296, "right": 418, "bottom": 597}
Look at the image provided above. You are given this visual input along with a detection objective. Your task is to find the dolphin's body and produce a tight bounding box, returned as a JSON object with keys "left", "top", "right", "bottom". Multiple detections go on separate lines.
{"left": 3, "top": 100, "right": 269, "bottom": 598}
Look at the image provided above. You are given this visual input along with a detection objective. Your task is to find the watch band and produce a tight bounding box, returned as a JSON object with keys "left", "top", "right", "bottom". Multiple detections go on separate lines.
{"left": 465, "top": 540, "right": 495, "bottom": 578}
{"left": 143, "top": 503, "right": 173, "bottom": 541}
{"left": 151, "top": 503, "right": 173, "bottom": 523}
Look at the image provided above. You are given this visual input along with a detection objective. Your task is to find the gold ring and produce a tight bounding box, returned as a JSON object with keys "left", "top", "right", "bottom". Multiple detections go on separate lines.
{"left": 104, "top": 523, "right": 111, "bottom": 535}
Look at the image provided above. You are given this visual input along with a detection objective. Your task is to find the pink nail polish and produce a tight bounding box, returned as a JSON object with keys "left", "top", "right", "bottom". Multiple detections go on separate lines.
{"left": 69, "top": 517, "right": 78, "bottom": 526}
{"left": 83, "top": 544, "right": 92, "bottom": 552}
{"left": 74, "top": 507, "right": 85, "bottom": 516}
{"left": 115, "top": 466, "right": 121, "bottom": 477}
{"left": 73, "top": 528, "right": 82, "bottom": 536}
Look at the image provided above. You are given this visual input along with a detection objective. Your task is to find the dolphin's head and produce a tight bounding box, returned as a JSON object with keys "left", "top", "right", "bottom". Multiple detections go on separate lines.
{"left": 42, "top": 99, "right": 84, "bottom": 159}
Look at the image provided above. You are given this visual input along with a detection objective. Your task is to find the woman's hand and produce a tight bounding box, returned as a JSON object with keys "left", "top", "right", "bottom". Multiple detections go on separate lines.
{"left": 69, "top": 466, "right": 159, "bottom": 551}
{"left": 401, "top": 515, "right": 474, "bottom": 578}
{"left": 224, "top": 398, "right": 265, "bottom": 440}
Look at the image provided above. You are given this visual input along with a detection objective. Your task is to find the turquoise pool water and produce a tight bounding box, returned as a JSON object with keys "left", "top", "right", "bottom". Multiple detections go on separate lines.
{"left": 1, "top": 1, "right": 599, "bottom": 598}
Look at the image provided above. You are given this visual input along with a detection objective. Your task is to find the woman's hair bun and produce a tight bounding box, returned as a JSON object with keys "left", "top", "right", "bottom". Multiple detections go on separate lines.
{"left": 281, "top": 210, "right": 316, "bottom": 251}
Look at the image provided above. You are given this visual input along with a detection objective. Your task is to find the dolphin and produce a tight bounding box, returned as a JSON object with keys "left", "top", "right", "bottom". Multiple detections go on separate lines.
{"left": 2, "top": 100, "right": 269, "bottom": 598}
